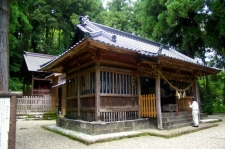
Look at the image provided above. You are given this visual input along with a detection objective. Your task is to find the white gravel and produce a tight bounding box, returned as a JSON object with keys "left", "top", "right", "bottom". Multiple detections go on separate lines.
{"left": 16, "top": 114, "right": 225, "bottom": 149}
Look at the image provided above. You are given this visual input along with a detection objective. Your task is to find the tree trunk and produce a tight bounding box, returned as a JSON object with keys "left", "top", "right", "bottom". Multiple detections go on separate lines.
{"left": 0, "top": 0, "right": 10, "bottom": 91}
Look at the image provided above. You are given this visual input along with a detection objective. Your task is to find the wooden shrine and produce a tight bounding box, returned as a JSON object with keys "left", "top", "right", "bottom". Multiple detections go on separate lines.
{"left": 40, "top": 16, "right": 220, "bottom": 133}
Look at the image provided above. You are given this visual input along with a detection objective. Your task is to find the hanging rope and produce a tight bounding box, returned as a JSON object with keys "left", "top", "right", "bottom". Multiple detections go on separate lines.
{"left": 157, "top": 70, "right": 195, "bottom": 92}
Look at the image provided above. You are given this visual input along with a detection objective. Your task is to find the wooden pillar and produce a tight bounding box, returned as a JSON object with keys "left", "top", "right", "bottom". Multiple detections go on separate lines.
{"left": 156, "top": 71, "right": 163, "bottom": 130}
{"left": 137, "top": 72, "right": 141, "bottom": 118}
{"left": 77, "top": 64, "right": 81, "bottom": 118}
{"left": 194, "top": 79, "right": 201, "bottom": 122}
{"left": 31, "top": 72, "right": 34, "bottom": 96}
{"left": 95, "top": 61, "right": 101, "bottom": 121}
{"left": 194, "top": 79, "right": 200, "bottom": 108}
{"left": 62, "top": 84, "right": 67, "bottom": 116}
{"left": 23, "top": 74, "right": 26, "bottom": 95}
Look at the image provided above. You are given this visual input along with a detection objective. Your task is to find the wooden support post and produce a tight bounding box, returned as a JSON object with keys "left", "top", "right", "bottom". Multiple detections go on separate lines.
{"left": 95, "top": 61, "right": 101, "bottom": 121}
{"left": 194, "top": 79, "right": 201, "bottom": 122}
{"left": 62, "top": 84, "right": 67, "bottom": 116}
{"left": 32, "top": 72, "right": 34, "bottom": 96}
{"left": 137, "top": 72, "right": 141, "bottom": 118}
{"left": 77, "top": 64, "right": 81, "bottom": 118}
{"left": 155, "top": 71, "right": 163, "bottom": 130}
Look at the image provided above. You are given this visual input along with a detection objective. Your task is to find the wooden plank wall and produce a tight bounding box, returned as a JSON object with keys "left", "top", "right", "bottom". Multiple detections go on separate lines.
{"left": 178, "top": 98, "right": 192, "bottom": 111}
{"left": 66, "top": 67, "right": 139, "bottom": 122}
{"left": 140, "top": 94, "right": 156, "bottom": 117}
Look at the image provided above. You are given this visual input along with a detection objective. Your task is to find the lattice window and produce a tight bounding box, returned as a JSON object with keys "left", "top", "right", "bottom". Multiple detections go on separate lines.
{"left": 100, "top": 71, "right": 137, "bottom": 95}
{"left": 81, "top": 72, "right": 95, "bottom": 95}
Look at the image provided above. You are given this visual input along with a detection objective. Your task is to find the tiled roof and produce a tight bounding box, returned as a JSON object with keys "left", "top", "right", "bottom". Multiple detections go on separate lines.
{"left": 40, "top": 16, "right": 213, "bottom": 70}
{"left": 80, "top": 16, "right": 197, "bottom": 64}
{"left": 23, "top": 51, "right": 56, "bottom": 71}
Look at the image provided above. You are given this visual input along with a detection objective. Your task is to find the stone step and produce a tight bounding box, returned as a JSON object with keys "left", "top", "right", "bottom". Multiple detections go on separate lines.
{"left": 163, "top": 118, "right": 193, "bottom": 126}
{"left": 164, "top": 122, "right": 194, "bottom": 130}
{"left": 200, "top": 113, "right": 208, "bottom": 119}
{"left": 162, "top": 115, "right": 192, "bottom": 122}
{"left": 162, "top": 111, "right": 193, "bottom": 129}
{"left": 162, "top": 111, "right": 192, "bottom": 117}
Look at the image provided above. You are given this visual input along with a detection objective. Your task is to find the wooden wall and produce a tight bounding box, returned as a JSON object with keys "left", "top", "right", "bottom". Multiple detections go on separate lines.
{"left": 66, "top": 66, "right": 139, "bottom": 122}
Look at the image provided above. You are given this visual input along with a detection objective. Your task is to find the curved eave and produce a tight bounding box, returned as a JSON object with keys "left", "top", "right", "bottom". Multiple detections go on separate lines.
{"left": 157, "top": 55, "right": 220, "bottom": 76}
{"left": 91, "top": 39, "right": 220, "bottom": 74}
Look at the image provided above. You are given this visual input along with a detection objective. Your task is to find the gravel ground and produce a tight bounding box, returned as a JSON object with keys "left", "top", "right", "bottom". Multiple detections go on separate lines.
{"left": 16, "top": 114, "right": 225, "bottom": 149}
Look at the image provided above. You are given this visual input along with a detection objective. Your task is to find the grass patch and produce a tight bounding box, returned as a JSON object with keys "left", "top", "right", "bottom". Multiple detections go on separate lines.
{"left": 42, "top": 112, "right": 58, "bottom": 120}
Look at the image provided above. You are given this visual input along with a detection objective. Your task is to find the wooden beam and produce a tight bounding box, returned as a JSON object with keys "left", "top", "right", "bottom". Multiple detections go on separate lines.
{"left": 99, "top": 94, "right": 138, "bottom": 97}
{"left": 100, "top": 59, "right": 137, "bottom": 70}
{"left": 100, "top": 65, "right": 137, "bottom": 74}
{"left": 159, "top": 57, "right": 219, "bottom": 75}
{"left": 67, "top": 66, "right": 96, "bottom": 80}
{"left": 67, "top": 61, "right": 95, "bottom": 74}
{"left": 99, "top": 107, "right": 139, "bottom": 112}
{"left": 33, "top": 77, "right": 48, "bottom": 81}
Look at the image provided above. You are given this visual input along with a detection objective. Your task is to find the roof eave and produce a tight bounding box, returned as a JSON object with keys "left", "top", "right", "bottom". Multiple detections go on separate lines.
{"left": 40, "top": 38, "right": 90, "bottom": 72}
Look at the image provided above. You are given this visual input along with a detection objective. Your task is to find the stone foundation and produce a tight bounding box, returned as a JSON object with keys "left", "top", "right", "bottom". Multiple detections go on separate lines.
{"left": 56, "top": 118, "right": 156, "bottom": 135}
{"left": 162, "top": 111, "right": 193, "bottom": 129}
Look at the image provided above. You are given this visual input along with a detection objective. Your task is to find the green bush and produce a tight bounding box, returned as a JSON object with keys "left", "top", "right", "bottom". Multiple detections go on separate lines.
{"left": 10, "top": 77, "right": 23, "bottom": 91}
{"left": 198, "top": 71, "right": 225, "bottom": 114}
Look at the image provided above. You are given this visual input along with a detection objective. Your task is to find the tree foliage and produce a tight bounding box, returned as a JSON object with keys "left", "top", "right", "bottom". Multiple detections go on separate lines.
{"left": 204, "top": 0, "right": 225, "bottom": 68}
{"left": 136, "top": 0, "right": 207, "bottom": 59}
{"left": 8, "top": 0, "right": 225, "bottom": 113}
{"left": 198, "top": 71, "right": 225, "bottom": 113}
{"left": 102, "top": 0, "right": 137, "bottom": 34}
{"left": 9, "top": 0, "right": 104, "bottom": 90}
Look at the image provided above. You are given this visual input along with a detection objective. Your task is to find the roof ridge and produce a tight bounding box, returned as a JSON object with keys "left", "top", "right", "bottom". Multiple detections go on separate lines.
{"left": 79, "top": 16, "right": 116, "bottom": 42}
{"left": 90, "top": 21, "right": 169, "bottom": 50}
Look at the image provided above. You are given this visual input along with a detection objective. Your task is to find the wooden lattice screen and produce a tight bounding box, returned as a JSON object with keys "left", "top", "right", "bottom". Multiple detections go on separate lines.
{"left": 140, "top": 94, "right": 156, "bottom": 117}
{"left": 178, "top": 98, "right": 192, "bottom": 111}
{"left": 17, "top": 95, "right": 52, "bottom": 114}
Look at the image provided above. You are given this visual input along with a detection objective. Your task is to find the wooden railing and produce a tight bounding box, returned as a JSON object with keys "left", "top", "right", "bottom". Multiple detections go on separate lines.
{"left": 140, "top": 94, "right": 156, "bottom": 117}
{"left": 178, "top": 98, "right": 192, "bottom": 111}
{"left": 17, "top": 95, "right": 52, "bottom": 114}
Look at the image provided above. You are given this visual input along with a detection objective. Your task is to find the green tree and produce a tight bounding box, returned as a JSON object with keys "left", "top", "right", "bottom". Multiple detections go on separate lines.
{"left": 136, "top": 0, "right": 206, "bottom": 59}
{"left": 205, "top": 0, "right": 225, "bottom": 68}
{"left": 8, "top": 0, "right": 105, "bottom": 90}
{"left": 199, "top": 71, "right": 225, "bottom": 114}
{"left": 102, "top": 0, "right": 136, "bottom": 33}
{"left": 9, "top": 1, "right": 32, "bottom": 91}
